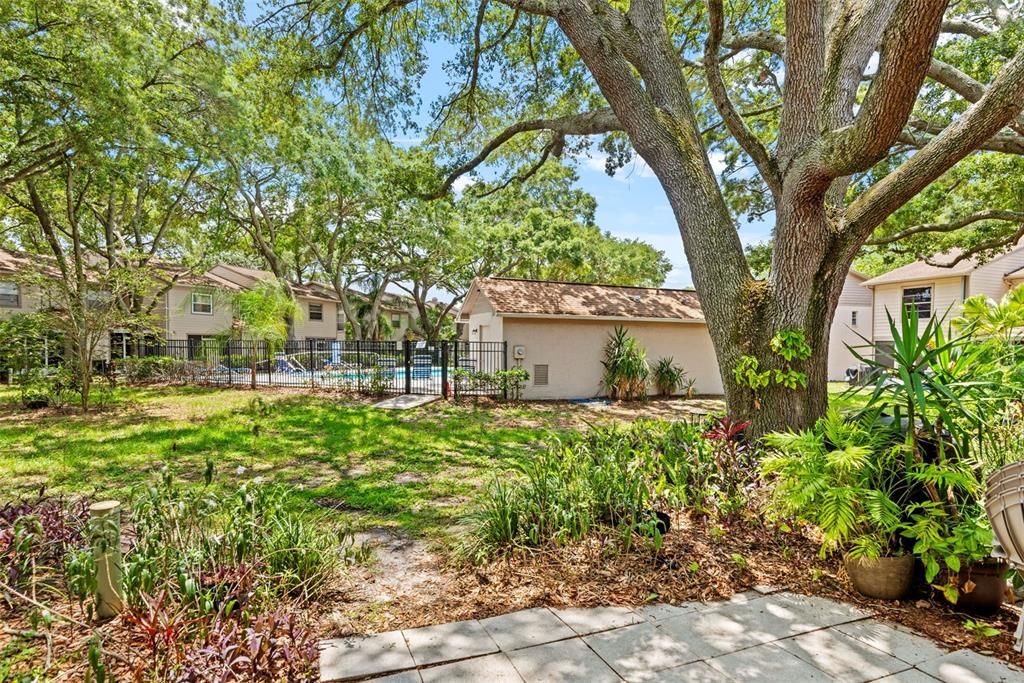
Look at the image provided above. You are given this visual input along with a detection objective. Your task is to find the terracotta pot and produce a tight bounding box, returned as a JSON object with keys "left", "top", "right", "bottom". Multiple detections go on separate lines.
{"left": 946, "top": 559, "right": 1009, "bottom": 615}
{"left": 845, "top": 555, "right": 914, "bottom": 600}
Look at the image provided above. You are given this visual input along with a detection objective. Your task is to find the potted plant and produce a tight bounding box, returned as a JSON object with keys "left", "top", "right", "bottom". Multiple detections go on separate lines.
{"left": 763, "top": 409, "right": 914, "bottom": 600}
{"left": 850, "top": 307, "right": 1018, "bottom": 610}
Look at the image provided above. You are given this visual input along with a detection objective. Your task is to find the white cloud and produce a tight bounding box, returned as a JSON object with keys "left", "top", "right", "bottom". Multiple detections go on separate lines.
{"left": 451, "top": 175, "right": 477, "bottom": 193}
{"left": 709, "top": 150, "right": 728, "bottom": 176}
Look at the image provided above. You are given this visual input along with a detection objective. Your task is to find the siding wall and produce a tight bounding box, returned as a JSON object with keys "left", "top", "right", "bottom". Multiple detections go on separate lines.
{"left": 871, "top": 277, "right": 965, "bottom": 341}
{"left": 502, "top": 317, "right": 723, "bottom": 400}
{"left": 0, "top": 282, "right": 43, "bottom": 320}
{"left": 829, "top": 304, "right": 873, "bottom": 380}
{"left": 968, "top": 248, "right": 1024, "bottom": 300}
{"left": 294, "top": 299, "right": 342, "bottom": 340}
{"left": 165, "top": 285, "right": 233, "bottom": 339}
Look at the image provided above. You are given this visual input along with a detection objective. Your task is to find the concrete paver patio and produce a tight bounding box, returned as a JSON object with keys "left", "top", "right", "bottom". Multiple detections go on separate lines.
{"left": 319, "top": 591, "right": 1024, "bottom": 682}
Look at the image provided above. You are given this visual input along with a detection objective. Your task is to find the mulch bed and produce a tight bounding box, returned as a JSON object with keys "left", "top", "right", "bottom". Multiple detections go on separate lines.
{"left": 326, "top": 509, "right": 1024, "bottom": 670}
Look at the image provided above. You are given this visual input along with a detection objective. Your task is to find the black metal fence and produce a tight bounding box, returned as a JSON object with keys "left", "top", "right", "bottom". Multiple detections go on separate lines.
{"left": 108, "top": 338, "right": 508, "bottom": 398}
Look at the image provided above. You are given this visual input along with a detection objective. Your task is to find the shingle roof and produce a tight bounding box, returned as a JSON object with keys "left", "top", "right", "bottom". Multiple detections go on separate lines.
{"left": 469, "top": 277, "right": 704, "bottom": 321}
{"left": 212, "top": 264, "right": 340, "bottom": 301}
{"left": 861, "top": 249, "right": 977, "bottom": 287}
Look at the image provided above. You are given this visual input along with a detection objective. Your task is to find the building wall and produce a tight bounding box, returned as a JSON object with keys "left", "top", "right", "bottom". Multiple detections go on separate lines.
{"left": 294, "top": 299, "right": 343, "bottom": 340}
{"left": 969, "top": 247, "right": 1024, "bottom": 300}
{"left": 465, "top": 298, "right": 504, "bottom": 344}
{"left": 0, "top": 281, "right": 43, "bottom": 320}
{"left": 829, "top": 304, "right": 873, "bottom": 380}
{"left": 502, "top": 317, "right": 724, "bottom": 400}
{"left": 165, "top": 285, "right": 233, "bottom": 339}
{"left": 871, "top": 277, "right": 966, "bottom": 341}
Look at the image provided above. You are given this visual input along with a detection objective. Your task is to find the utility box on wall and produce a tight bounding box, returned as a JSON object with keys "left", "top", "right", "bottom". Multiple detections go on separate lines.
{"left": 511, "top": 344, "right": 526, "bottom": 360}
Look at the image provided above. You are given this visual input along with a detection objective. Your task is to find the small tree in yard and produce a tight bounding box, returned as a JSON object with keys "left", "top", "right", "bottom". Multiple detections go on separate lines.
{"left": 228, "top": 279, "right": 303, "bottom": 389}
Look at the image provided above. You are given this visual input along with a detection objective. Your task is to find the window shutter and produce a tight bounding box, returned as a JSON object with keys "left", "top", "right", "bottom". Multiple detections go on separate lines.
{"left": 533, "top": 364, "right": 549, "bottom": 386}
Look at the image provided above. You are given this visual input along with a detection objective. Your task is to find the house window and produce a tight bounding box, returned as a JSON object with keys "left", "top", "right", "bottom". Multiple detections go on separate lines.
{"left": 901, "top": 286, "right": 932, "bottom": 319}
{"left": 309, "top": 303, "right": 323, "bottom": 321}
{"left": 0, "top": 282, "right": 20, "bottom": 308}
{"left": 391, "top": 314, "right": 401, "bottom": 326}
{"left": 851, "top": 310, "right": 858, "bottom": 326}
{"left": 191, "top": 291, "right": 213, "bottom": 315}
{"left": 533, "top": 364, "right": 549, "bottom": 386}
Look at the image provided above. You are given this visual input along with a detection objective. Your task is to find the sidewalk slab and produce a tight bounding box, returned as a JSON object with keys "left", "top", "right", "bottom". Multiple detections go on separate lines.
{"left": 916, "top": 649, "right": 1024, "bottom": 683}
{"left": 835, "top": 620, "right": 947, "bottom": 665}
{"left": 774, "top": 628, "right": 910, "bottom": 682}
{"left": 479, "top": 608, "right": 576, "bottom": 651}
{"left": 420, "top": 653, "right": 522, "bottom": 682}
{"left": 706, "top": 642, "right": 832, "bottom": 681}
{"left": 506, "top": 638, "right": 620, "bottom": 683}
{"left": 551, "top": 605, "right": 643, "bottom": 635}
{"left": 320, "top": 631, "right": 415, "bottom": 682}
{"left": 403, "top": 619, "right": 498, "bottom": 666}
{"left": 583, "top": 621, "right": 697, "bottom": 679}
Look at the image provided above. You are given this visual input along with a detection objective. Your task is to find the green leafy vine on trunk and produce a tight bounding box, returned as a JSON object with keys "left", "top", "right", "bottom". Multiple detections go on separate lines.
{"left": 733, "top": 329, "right": 812, "bottom": 403}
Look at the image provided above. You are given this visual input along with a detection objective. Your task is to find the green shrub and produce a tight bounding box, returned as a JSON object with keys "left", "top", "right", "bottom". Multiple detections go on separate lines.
{"left": 601, "top": 326, "right": 649, "bottom": 400}
{"left": 465, "top": 419, "right": 756, "bottom": 561}
{"left": 116, "top": 356, "right": 175, "bottom": 383}
{"left": 652, "top": 357, "right": 686, "bottom": 396}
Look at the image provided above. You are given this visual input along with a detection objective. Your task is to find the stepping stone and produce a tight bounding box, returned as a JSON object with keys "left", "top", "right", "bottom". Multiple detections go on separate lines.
{"left": 767, "top": 592, "right": 872, "bottom": 627}
{"left": 836, "top": 620, "right": 947, "bottom": 665}
{"left": 551, "top": 605, "right": 644, "bottom": 635}
{"left": 372, "top": 395, "right": 439, "bottom": 410}
{"left": 707, "top": 642, "right": 832, "bottom": 681}
{"left": 639, "top": 661, "right": 732, "bottom": 682}
{"left": 420, "top": 652, "right": 523, "bottom": 682}
{"left": 583, "top": 621, "right": 698, "bottom": 679}
{"left": 507, "top": 638, "right": 620, "bottom": 682}
{"left": 774, "top": 628, "right": 911, "bottom": 682}
{"left": 632, "top": 602, "right": 699, "bottom": 623}
{"left": 479, "top": 608, "right": 576, "bottom": 651}
{"left": 403, "top": 619, "right": 499, "bottom": 666}
{"left": 694, "top": 590, "right": 766, "bottom": 611}
{"left": 916, "top": 649, "right": 1024, "bottom": 683}
{"left": 320, "top": 631, "right": 416, "bottom": 682}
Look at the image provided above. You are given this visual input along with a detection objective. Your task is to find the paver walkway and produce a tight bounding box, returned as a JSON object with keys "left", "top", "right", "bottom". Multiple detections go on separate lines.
{"left": 320, "top": 590, "right": 1024, "bottom": 682}
{"left": 371, "top": 395, "right": 440, "bottom": 410}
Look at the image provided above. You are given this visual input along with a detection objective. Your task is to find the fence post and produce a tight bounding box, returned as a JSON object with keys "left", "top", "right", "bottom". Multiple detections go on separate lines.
{"left": 403, "top": 340, "right": 412, "bottom": 394}
{"left": 452, "top": 341, "right": 460, "bottom": 399}
{"left": 502, "top": 341, "right": 509, "bottom": 400}
{"left": 441, "top": 342, "right": 449, "bottom": 399}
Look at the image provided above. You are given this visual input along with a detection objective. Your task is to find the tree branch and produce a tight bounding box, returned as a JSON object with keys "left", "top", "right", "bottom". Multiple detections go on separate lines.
{"left": 940, "top": 18, "right": 993, "bottom": 38}
{"left": 424, "top": 108, "right": 622, "bottom": 198}
{"left": 820, "top": 0, "right": 947, "bottom": 177}
{"left": 928, "top": 58, "right": 1024, "bottom": 134}
{"left": 704, "top": 0, "right": 781, "bottom": 200}
{"left": 866, "top": 209, "right": 1024, "bottom": 245}
{"left": 849, "top": 48, "right": 1024, "bottom": 236}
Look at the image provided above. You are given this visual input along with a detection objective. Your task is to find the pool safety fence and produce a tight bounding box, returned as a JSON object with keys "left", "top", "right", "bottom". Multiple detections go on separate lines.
{"left": 105, "top": 338, "right": 509, "bottom": 398}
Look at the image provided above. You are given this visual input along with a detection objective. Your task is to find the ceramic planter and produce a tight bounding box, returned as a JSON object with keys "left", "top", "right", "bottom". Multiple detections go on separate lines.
{"left": 844, "top": 554, "right": 914, "bottom": 600}
{"left": 946, "top": 559, "right": 1009, "bottom": 615}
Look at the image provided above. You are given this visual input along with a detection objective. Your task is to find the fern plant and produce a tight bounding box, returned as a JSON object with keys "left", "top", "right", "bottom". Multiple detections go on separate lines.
{"left": 761, "top": 409, "right": 907, "bottom": 559}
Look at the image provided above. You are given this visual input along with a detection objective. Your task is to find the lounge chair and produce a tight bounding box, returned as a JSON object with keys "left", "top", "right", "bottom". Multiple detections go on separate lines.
{"left": 984, "top": 461, "right": 1024, "bottom": 652}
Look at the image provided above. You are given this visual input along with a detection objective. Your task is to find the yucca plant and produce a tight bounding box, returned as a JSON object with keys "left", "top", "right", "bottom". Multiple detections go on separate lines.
{"left": 601, "top": 326, "right": 649, "bottom": 400}
{"left": 652, "top": 357, "right": 686, "bottom": 396}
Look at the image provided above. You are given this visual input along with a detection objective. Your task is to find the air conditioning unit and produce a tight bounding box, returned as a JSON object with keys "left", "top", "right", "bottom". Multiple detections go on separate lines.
{"left": 512, "top": 345, "right": 526, "bottom": 359}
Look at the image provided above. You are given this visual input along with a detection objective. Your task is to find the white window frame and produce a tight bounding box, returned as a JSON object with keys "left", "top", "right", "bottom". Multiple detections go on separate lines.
{"left": 0, "top": 281, "right": 20, "bottom": 308}
{"left": 191, "top": 291, "right": 214, "bottom": 315}
{"left": 901, "top": 285, "right": 933, "bottom": 320}
{"left": 308, "top": 303, "right": 323, "bottom": 321}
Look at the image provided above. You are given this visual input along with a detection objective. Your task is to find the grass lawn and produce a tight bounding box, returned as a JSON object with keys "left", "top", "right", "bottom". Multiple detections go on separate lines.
{"left": 0, "top": 383, "right": 861, "bottom": 543}
{"left": 0, "top": 385, "right": 574, "bottom": 542}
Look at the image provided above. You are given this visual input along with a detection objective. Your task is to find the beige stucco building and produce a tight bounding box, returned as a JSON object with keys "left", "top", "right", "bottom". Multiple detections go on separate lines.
{"left": 862, "top": 243, "right": 1024, "bottom": 355}
{"left": 460, "top": 275, "right": 879, "bottom": 401}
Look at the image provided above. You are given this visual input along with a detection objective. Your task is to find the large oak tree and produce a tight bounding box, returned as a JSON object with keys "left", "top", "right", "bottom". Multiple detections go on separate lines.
{"left": 273, "top": 0, "right": 1024, "bottom": 432}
